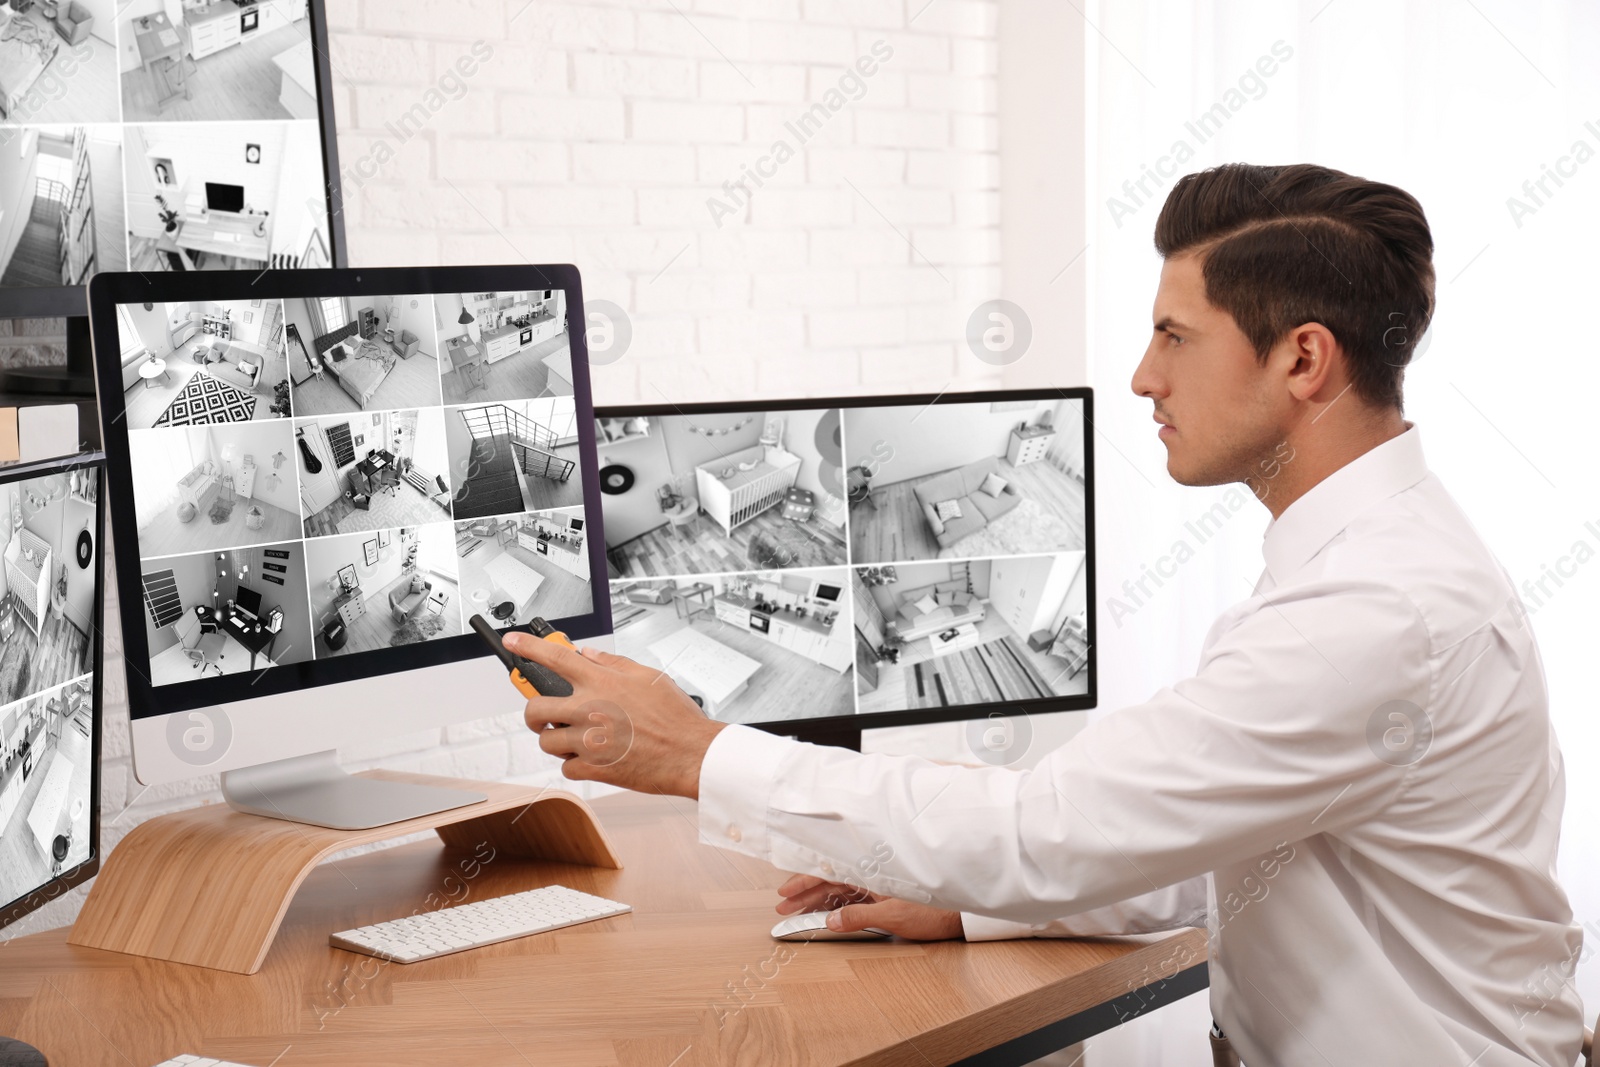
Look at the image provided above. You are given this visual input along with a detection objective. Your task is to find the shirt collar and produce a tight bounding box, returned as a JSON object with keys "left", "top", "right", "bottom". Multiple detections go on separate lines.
{"left": 1261, "top": 424, "right": 1429, "bottom": 583}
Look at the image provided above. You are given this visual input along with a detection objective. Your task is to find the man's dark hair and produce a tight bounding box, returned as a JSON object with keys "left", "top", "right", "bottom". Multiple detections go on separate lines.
{"left": 1153, "top": 163, "right": 1434, "bottom": 410}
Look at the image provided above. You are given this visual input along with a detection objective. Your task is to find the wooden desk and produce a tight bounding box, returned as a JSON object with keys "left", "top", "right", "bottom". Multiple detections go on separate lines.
{"left": 175, "top": 212, "right": 270, "bottom": 266}
{"left": 0, "top": 791, "right": 1206, "bottom": 1066}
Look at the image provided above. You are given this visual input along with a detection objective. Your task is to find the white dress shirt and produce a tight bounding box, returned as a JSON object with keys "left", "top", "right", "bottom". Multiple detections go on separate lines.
{"left": 697, "top": 427, "right": 1584, "bottom": 1066}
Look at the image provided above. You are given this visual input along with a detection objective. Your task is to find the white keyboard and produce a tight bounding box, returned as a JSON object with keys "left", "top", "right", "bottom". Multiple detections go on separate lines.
{"left": 149, "top": 1057, "right": 254, "bottom": 1066}
{"left": 329, "top": 884, "right": 631, "bottom": 964}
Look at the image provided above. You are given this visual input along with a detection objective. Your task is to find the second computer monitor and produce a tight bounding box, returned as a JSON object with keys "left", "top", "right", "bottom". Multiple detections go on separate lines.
{"left": 595, "top": 389, "right": 1094, "bottom": 735}
{"left": 0, "top": 456, "right": 104, "bottom": 929}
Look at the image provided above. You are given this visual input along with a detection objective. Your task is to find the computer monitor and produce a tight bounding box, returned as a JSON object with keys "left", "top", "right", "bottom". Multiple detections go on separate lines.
{"left": 0, "top": 456, "right": 104, "bottom": 928}
{"left": 205, "top": 182, "right": 247, "bottom": 215}
{"left": 0, "top": 0, "right": 347, "bottom": 407}
{"left": 235, "top": 584, "right": 262, "bottom": 619}
{"left": 595, "top": 389, "right": 1095, "bottom": 750}
{"left": 88, "top": 267, "right": 608, "bottom": 830}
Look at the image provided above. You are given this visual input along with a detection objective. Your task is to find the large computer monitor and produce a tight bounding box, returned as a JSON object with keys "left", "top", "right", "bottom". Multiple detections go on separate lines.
{"left": 0, "top": 0, "right": 347, "bottom": 405}
{"left": 594, "top": 389, "right": 1095, "bottom": 749}
{"left": 205, "top": 182, "right": 247, "bottom": 215}
{"left": 0, "top": 456, "right": 104, "bottom": 924}
{"left": 88, "top": 266, "right": 607, "bottom": 829}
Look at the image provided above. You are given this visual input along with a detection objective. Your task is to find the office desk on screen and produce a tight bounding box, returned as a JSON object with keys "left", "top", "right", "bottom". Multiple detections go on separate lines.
{"left": 195, "top": 604, "right": 278, "bottom": 670}
{"left": 174, "top": 213, "right": 270, "bottom": 266}
{"left": 0, "top": 791, "right": 1207, "bottom": 1066}
{"left": 350, "top": 448, "right": 398, "bottom": 497}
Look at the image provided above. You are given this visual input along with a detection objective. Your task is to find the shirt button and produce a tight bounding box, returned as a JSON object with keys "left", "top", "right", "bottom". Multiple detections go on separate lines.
{"left": 726, "top": 824, "right": 742, "bottom": 842}
{"left": 819, "top": 862, "right": 834, "bottom": 877}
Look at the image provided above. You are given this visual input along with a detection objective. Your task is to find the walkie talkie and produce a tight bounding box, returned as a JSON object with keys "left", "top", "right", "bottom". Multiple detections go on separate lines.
{"left": 470, "top": 614, "right": 575, "bottom": 698}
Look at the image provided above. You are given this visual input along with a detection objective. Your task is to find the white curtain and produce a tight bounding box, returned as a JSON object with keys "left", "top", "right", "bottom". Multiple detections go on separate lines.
{"left": 1081, "top": 3, "right": 1600, "bottom": 1063}
{"left": 305, "top": 296, "right": 332, "bottom": 341}
{"left": 131, "top": 429, "right": 201, "bottom": 530}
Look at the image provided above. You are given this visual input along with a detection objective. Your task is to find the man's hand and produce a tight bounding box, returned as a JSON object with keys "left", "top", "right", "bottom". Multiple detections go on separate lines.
{"left": 508, "top": 632, "right": 726, "bottom": 799}
{"left": 776, "top": 874, "right": 964, "bottom": 941}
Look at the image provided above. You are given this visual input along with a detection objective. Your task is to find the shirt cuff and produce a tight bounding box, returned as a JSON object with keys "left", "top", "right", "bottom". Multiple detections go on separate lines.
{"left": 961, "top": 912, "right": 1038, "bottom": 941}
{"left": 697, "top": 724, "right": 795, "bottom": 862}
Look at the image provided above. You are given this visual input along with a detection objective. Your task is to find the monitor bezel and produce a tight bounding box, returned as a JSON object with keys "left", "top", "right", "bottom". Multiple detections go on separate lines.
{"left": 0, "top": 0, "right": 348, "bottom": 319}
{"left": 0, "top": 453, "right": 105, "bottom": 931}
{"left": 88, "top": 265, "right": 609, "bottom": 723}
{"left": 593, "top": 387, "right": 1098, "bottom": 736}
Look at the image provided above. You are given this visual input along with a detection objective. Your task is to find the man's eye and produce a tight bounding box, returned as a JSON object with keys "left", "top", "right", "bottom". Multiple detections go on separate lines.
{"left": 1167, "top": 333, "right": 1184, "bottom": 346}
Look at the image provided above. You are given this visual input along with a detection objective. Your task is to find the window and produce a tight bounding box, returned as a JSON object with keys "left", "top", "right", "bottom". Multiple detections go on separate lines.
{"left": 131, "top": 429, "right": 201, "bottom": 529}
{"left": 142, "top": 569, "right": 184, "bottom": 630}
{"left": 34, "top": 148, "right": 73, "bottom": 195}
{"left": 116, "top": 305, "right": 144, "bottom": 365}
{"left": 319, "top": 296, "right": 348, "bottom": 333}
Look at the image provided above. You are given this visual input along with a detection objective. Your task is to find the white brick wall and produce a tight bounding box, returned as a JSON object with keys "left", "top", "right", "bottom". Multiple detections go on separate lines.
{"left": 331, "top": 0, "right": 1004, "bottom": 405}
{"left": 3, "top": 0, "right": 1025, "bottom": 939}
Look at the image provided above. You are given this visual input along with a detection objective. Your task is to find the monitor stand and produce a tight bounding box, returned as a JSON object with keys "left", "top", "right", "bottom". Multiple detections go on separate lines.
{"left": 221, "top": 749, "right": 486, "bottom": 830}
{"left": 70, "top": 769, "right": 621, "bottom": 974}
{"left": 0, "top": 1037, "right": 46, "bottom": 1066}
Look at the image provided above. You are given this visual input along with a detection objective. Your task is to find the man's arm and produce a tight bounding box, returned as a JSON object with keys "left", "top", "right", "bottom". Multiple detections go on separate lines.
{"left": 960, "top": 878, "right": 1210, "bottom": 941}
{"left": 770, "top": 871, "right": 1207, "bottom": 941}
{"left": 513, "top": 580, "right": 1430, "bottom": 926}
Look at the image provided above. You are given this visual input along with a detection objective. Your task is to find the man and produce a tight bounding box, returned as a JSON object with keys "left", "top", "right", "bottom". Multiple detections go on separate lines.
{"left": 509, "top": 164, "right": 1584, "bottom": 1066}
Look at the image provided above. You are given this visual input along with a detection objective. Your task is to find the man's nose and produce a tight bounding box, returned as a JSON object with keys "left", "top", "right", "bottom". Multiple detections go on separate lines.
{"left": 1131, "top": 343, "right": 1164, "bottom": 399}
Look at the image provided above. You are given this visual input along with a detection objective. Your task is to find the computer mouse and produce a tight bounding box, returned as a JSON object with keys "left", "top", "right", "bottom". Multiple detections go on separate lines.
{"left": 770, "top": 911, "right": 892, "bottom": 941}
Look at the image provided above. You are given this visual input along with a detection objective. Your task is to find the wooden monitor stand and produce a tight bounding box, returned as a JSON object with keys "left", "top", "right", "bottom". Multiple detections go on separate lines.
{"left": 68, "top": 771, "right": 621, "bottom": 975}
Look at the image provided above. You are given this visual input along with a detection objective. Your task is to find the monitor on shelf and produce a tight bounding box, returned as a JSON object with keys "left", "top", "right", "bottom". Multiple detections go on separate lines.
{"left": 89, "top": 265, "right": 606, "bottom": 831}
{"left": 593, "top": 389, "right": 1095, "bottom": 750}
{"left": 0, "top": 0, "right": 347, "bottom": 404}
{"left": 205, "top": 182, "right": 247, "bottom": 215}
{"left": 0, "top": 455, "right": 105, "bottom": 1066}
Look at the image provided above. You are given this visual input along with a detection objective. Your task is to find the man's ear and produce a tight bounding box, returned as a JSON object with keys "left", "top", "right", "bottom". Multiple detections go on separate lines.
{"left": 1282, "top": 322, "right": 1341, "bottom": 403}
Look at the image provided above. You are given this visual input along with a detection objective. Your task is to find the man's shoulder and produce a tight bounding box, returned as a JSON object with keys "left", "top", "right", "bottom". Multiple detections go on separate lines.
{"left": 1305, "top": 473, "right": 1515, "bottom": 649}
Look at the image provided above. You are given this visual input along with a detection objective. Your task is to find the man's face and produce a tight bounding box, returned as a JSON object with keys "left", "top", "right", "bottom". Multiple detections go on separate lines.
{"left": 1131, "top": 253, "right": 1286, "bottom": 486}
